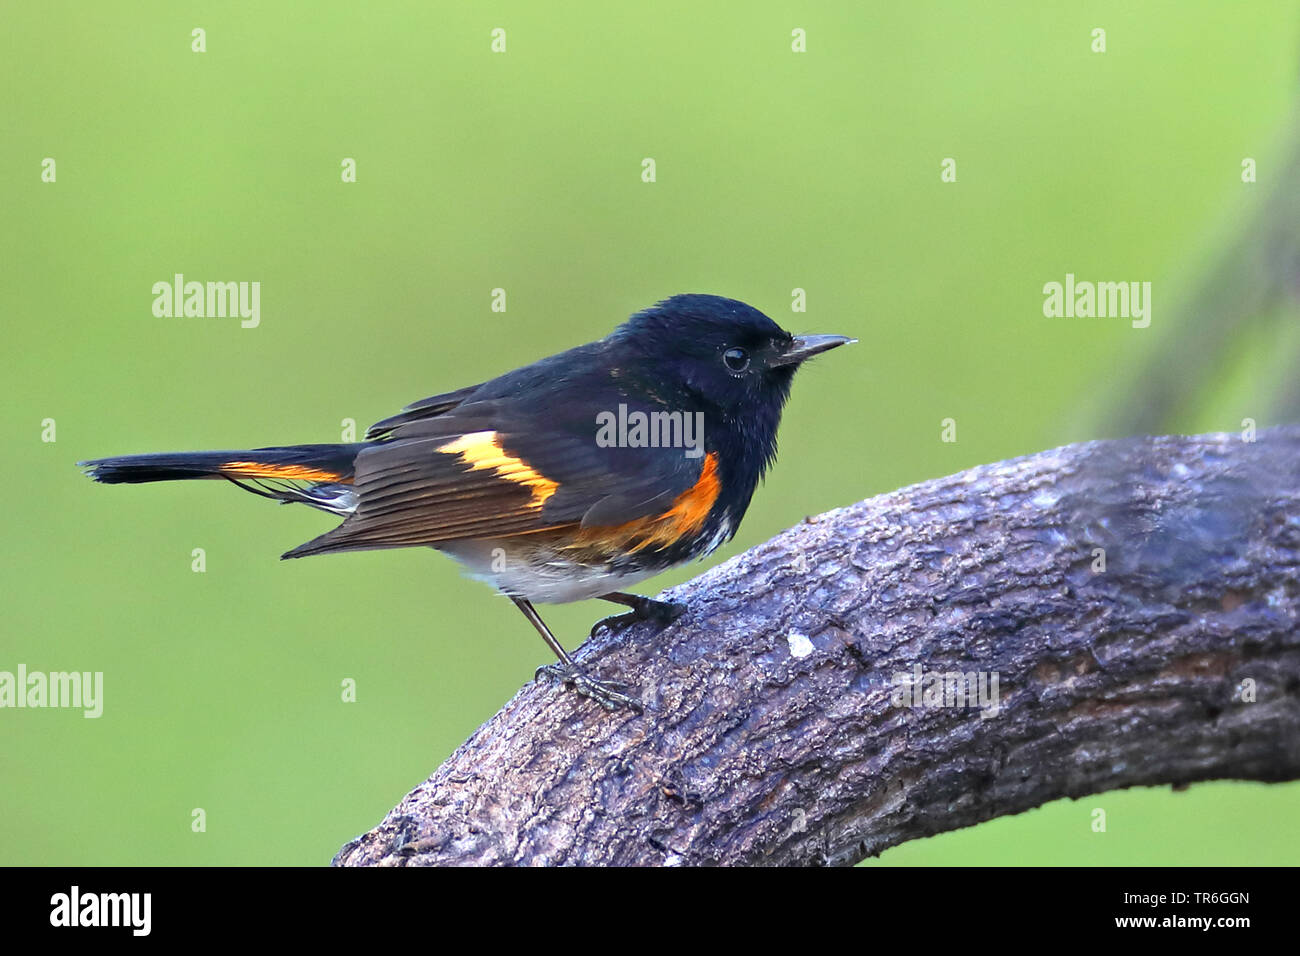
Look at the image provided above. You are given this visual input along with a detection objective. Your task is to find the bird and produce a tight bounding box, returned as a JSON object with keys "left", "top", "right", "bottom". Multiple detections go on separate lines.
{"left": 80, "top": 294, "right": 854, "bottom": 710}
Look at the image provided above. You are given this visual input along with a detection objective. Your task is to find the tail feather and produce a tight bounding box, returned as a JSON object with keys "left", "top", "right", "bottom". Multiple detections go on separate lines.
{"left": 79, "top": 444, "right": 365, "bottom": 485}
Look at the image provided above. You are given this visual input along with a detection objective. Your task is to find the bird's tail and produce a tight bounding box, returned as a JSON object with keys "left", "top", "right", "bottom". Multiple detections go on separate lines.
{"left": 78, "top": 443, "right": 368, "bottom": 514}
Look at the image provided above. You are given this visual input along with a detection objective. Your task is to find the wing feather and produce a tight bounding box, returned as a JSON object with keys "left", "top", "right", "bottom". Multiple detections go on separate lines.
{"left": 284, "top": 414, "right": 706, "bottom": 558}
{"left": 286, "top": 354, "right": 713, "bottom": 559}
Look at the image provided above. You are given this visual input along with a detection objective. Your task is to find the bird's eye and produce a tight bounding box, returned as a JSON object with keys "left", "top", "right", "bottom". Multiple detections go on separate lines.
{"left": 722, "top": 347, "right": 750, "bottom": 373}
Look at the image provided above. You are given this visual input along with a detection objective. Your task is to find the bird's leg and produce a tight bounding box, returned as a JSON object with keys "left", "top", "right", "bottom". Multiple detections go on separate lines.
{"left": 512, "top": 597, "right": 642, "bottom": 712}
{"left": 589, "top": 591, "right": 688, "bottom": 638}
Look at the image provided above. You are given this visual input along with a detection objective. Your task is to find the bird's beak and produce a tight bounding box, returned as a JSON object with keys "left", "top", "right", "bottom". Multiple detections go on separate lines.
{"left": 773, "top": 334, "right": 857, "bottom": 366}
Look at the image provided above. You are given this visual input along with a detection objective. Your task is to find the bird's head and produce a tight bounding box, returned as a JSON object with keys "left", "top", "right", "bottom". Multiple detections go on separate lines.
{"left": 609, "top": 293, "right": 854, "bottom": 418}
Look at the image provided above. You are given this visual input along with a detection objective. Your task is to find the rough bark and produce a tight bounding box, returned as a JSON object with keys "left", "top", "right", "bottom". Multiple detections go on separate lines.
{"left": 333, "top": 427, "right": 1300, "bottom": 867}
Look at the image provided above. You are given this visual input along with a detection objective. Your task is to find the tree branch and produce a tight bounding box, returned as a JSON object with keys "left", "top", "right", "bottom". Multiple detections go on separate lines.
{"left": 333, "top": 427, "right": 1300, "bottom": 866}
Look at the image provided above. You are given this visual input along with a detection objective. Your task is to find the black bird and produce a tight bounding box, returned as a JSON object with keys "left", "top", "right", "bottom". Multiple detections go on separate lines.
{"left": 80, "top": 294, "right": 854, "bottom": 709}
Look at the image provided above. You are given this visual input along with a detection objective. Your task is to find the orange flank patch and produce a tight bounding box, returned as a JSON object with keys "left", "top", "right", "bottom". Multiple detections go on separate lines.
{"left": 573, "top": 452, "right": 721, "bottom": 553}
{"left": 436, "top": 431, "right": 559, "bottom": 508}
{"left": 220, "top": 461, "right": 348, "bottom": 483}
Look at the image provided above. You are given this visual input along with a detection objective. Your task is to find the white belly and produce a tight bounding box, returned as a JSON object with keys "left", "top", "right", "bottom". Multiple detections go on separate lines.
{"left": 435, "top": 538, "right": 663, "bottom": 604}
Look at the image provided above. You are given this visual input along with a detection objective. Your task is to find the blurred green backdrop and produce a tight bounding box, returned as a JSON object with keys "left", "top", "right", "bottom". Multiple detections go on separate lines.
{"left": 3, "top": 1, "right": 1298, "bottom": 865}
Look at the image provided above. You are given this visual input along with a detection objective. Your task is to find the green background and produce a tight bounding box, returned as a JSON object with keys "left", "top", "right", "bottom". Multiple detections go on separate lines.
{"left": 3, "top": 1, "right": 1297, "bottom": 865}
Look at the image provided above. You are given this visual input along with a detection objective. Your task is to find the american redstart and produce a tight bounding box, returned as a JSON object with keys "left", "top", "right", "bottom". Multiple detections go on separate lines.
{"left": 80, "top": 294, "right": 853, "bottom": 710}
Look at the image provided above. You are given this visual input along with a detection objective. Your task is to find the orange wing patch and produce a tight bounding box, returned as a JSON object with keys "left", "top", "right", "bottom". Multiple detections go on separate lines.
{"left": 436, "top": 431, "right": 559, "bottom": 508}
{"left": 221, "top": 461, "right": 348, "bottom": 482}
{"left": 572, "top": 452, "right": 721, "bottom": 553}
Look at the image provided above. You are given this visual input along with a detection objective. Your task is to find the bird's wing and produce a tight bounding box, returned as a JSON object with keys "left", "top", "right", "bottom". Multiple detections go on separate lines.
{"left": 363, "top": 383, "right": 485, "bottom": 440}
{"left": 283, "top": 400, "right": 714, "bottom": 558}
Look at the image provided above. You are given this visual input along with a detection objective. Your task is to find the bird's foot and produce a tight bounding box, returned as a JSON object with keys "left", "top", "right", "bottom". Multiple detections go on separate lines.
{"left": 534, "top": 662, "right": 643, "bottom": 712}
{"left": 590, "top": 597, "right": 687, "bottom": 639}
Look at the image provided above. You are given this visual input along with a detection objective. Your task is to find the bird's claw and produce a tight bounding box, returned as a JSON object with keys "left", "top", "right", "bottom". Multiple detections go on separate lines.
{"left": 534, "top": 663, "right": 643, "bottom": 712}
{"left": 589, "top": 599, "right": 687, "bottom": 639}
